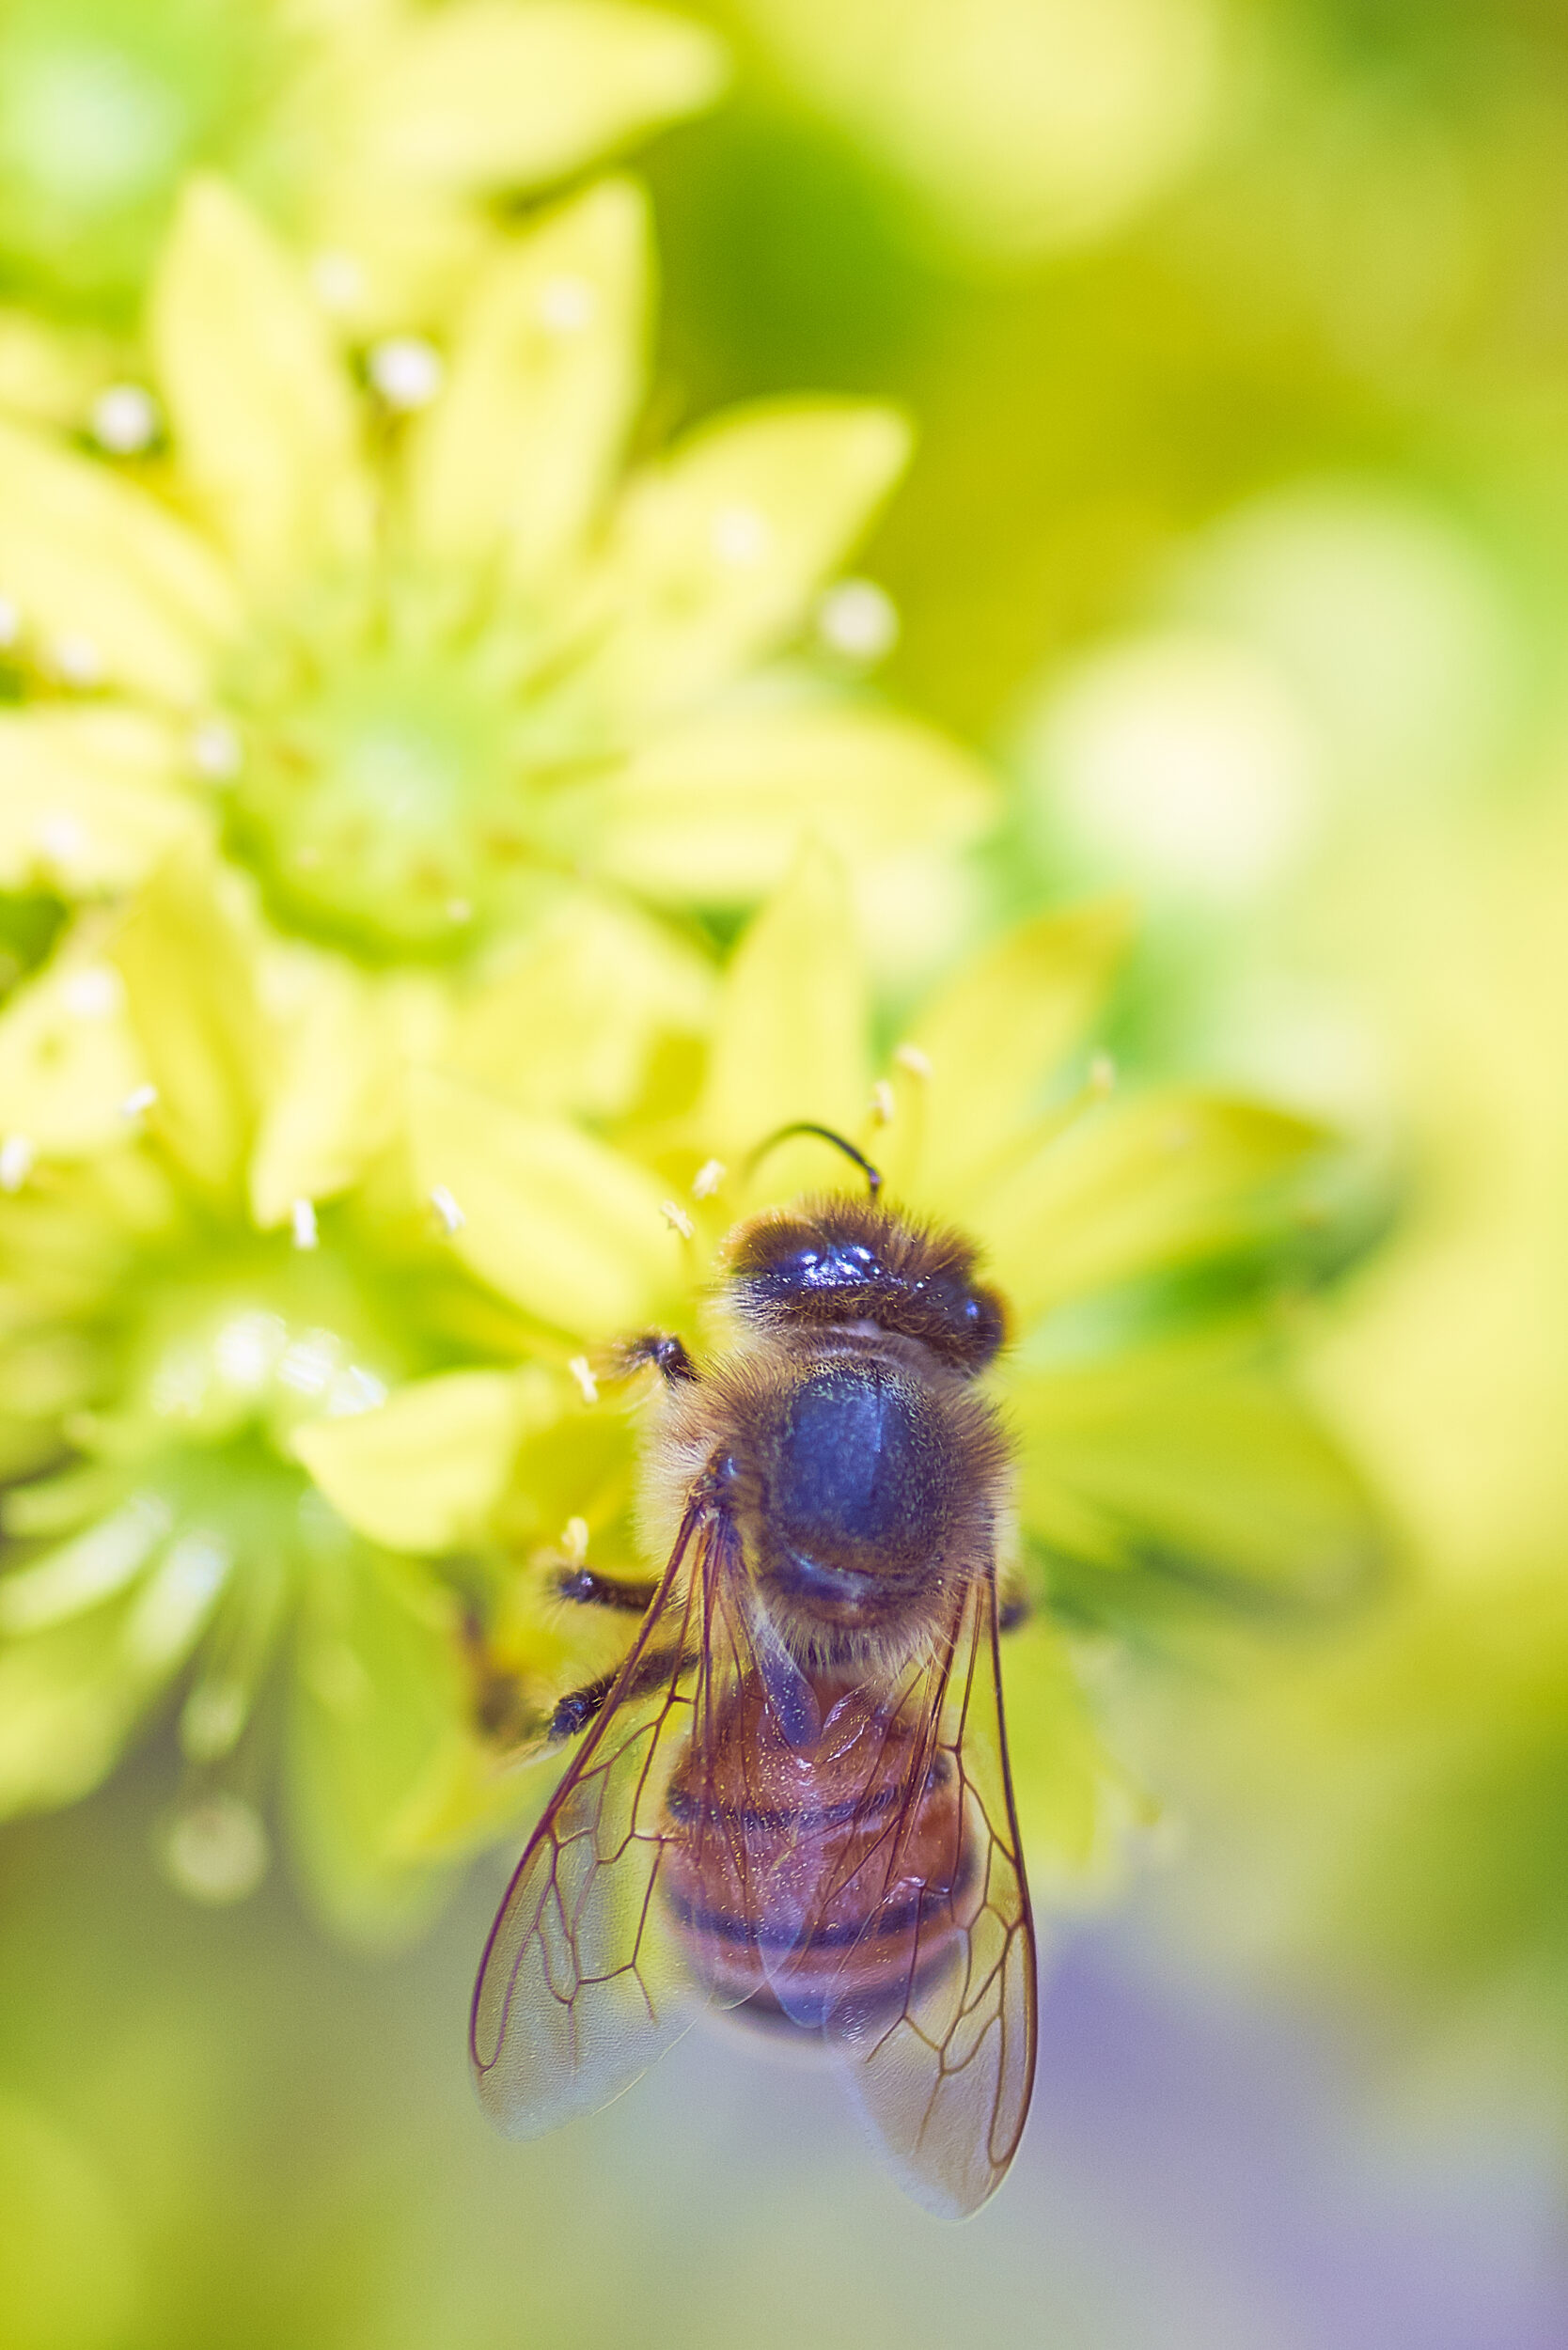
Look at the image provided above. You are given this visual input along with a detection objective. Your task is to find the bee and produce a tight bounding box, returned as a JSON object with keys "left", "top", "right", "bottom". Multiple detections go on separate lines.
{"left": 471, "top": 1129, "right": 1037, "bottom": 2218}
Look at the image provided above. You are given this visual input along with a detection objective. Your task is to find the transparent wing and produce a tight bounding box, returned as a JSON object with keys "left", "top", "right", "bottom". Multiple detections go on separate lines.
{"left": 826, "top": 1570, "right": 1039, "bottom": 2219}
{"left": 469, "top": 1494, "right": 742, "bottom": 2137}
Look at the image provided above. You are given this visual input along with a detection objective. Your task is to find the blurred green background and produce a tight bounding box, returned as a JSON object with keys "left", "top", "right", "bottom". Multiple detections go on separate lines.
{"left": 8, "top": 0, "right": 1568, "bottom": 2342}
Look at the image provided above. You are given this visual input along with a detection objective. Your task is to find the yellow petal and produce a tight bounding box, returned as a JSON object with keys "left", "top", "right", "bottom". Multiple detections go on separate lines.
{"left": 448, "top": 891, "right": 712, "bottom": 1120}
{"left": 0, "top": 948, "right": 145, "bottom": 1158}
{"left": 288, "top": 1543, "right": 461, "bottom": 1942}
{"left": 113, "top": 841, "right": 265, "bottom": 1195}
{"left": 599, "top": 696, "right": 996, "bottom": 902}
{"left": 150, "top": 177, "right": 372, "bottom": 588}
{"left": 1011, "top": 1332, "right": 1382, "bottom": 1615}
{"left": 0, "top": 416, "right": 233, "bottom": 702}
{"left": 408, "top": 1067, "right": 680, "bottom": 1335}
{"left": 0, "top": 1610, "right": 151, "bottom": 1813}
{"left": 0, "top": 306, "right": 113, "bottom": 426}
{"left": 351, "top": 1, "right": 727, "bottom": 192}
{"left": 589, "top": 400, "right": 911, "bottom": 721}
{"left": 248, "top": 954, "right": 408, "bottom": 1228}
{"left": 699, "top": 841, "right": 870, "bottom": 1183}
{"left": 294, "top": 1367, "right": 559, "bottom": 1553}
{"left": 402, "top": 180, "right": 649, "bottom": 586}
{"left": 977, "top": 1091, "right": 1326, "bottom": 1325}
{"left": 905, "top": 899, "right": 1135, "bottom": 1206}
{"left": 0, "top": 709, "right": 202, "bottom": 894}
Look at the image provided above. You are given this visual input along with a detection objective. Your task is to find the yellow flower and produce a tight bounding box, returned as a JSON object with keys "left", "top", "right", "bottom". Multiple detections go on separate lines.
{"left": 0, "top": 845, "right": 601, "bottom": 1939}
{"left": 0, "top": 174, "right": 991, "bottom": 1171}
{"left": 0, "top": 0, "right": 726, "bottom": 330}
{"left": 294, "top": 848, "right": 1377, "bottom": 1881}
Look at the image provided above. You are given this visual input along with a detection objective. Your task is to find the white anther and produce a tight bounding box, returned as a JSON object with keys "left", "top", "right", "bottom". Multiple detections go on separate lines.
{"left": 429, "top": 1184, "right": 464, "bottom": 1235}
{"left": 870, "top": 1079, "right": 895, "bottom": 1126}
{"left": 446, "top": 898, "right": 472, "bottom": 924}
{"left": 309, "top": 250, "right": 366, "bottom": 314}
{"left": 1090, "top": 1052, "right": 1117, "bottom": 1096}
{"left": 192, "top": 718, "right": 242, "bottom": 782}
{"left": 290, "top": 1198, "right": 319, "bottom": 1250}
{"left": 568, "top": 1355, "right": 599, "bottom": 1406}
{"left": 49, "top": 634, "right": 102, "bottom": 689}
{"left": 0, "top": 596, "right": 18, "bottom": 649}
{"left": 1163, "top": 1117, "right": 1196, "bottom": 1152}
{"left": 711, "top": 504, "right": 769, "bottom": 566}
{"left": 660, "top": 1198, "right": 695, "bottom": 1239}
{"left": 691, "top": 1158, "right": 726, "bottom": 1199}
{"left": 61, "top": 965, "right": 121, "bottom": 1019}
{"left": 818, "top": 578, "right": 899, "bottom": 663}
{"left": 539, "top": 274, "right": 596, "bottom": 333}
{"left": 0, "top": 1136, "right": 34, "bottom": 1193}
{"left": 120, "top": 1083, "right": 159, "bottom": 1118}
{"left": 893, "top": 1042, "right": 932, "bottom": 1080}
{"left": 560, "top": 1515, "right": 589, "bottom": 1565}
{"left": 368, "top": 336, "right": 445, "bottom": 412}
{"left": 89, "top": 382, "right": 160, "bottom": 456}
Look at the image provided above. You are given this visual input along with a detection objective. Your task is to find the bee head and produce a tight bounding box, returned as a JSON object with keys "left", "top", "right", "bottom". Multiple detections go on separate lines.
{"left": 726, "top": 1197, "right": 1006, "bottom": 1374}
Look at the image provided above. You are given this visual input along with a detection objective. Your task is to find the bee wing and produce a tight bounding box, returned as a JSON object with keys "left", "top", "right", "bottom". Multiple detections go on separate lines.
{"left": 826, "top": 1569, "right": 1039, "bottom": 2219}
{"left": 470, "top": 1494, "right": 744, "bottom": 2137}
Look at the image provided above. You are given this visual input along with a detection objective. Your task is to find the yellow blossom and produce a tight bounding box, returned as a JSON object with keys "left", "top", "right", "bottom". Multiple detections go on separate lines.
{"left": 0, "top": 839, "right": 1375, "bottom": 1933}
{"left": 0, "top": 174, "right": 992, "bottom": 1205}
{"left": 291, "top": 848, "right": 1378, "bottom": 1880}
{"left": 0, "top": 0, "right": 726, "bottom": 333}
{"left": 0, "top": 844, "right": 600, "bottom": 1938}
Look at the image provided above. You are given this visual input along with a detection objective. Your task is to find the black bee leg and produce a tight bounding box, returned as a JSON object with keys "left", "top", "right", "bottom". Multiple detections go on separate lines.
{"left": 548, "top": 1640, "right": 696, "bottom": 1741}
{"left": 554, "top": 1565, "right": 660, "bottom": 1613}
{"left": 619, "top": 1330, "right": 699, "bottom": 1385}
{"left": 548, "top": 1672, "right": 619, "bottom": 1741}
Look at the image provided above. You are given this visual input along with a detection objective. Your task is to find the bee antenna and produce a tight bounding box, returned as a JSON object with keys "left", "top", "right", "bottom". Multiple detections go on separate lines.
{"left": 745, "top": 1122, "right": 884, "bottom": 1201}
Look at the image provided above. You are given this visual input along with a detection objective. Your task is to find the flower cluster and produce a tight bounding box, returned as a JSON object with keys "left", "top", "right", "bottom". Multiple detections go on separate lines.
{"left": 0, "top": 1, "right": 1376, "bottom": 1938}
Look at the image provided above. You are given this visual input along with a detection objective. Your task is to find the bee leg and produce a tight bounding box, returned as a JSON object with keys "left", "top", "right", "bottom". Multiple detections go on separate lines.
{"left": 554, "top": 1565, "right": 660, "bottom": 1613}
{"left": 619, "top": 1330, "right": 699, "bottom": 1384}
{"left": 548, "top": 1641, "right": 695, "bottom": 1741}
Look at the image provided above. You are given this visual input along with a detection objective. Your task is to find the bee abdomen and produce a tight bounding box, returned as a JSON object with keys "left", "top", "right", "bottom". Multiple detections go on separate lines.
{"left": 659, "top": 1741, "right": 972, "bottom": 2028}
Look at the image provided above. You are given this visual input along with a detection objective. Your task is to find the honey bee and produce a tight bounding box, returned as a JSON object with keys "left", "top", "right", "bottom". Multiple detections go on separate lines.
{"left": 471, "top": 1129, "right": 1037, "bottom": 2218}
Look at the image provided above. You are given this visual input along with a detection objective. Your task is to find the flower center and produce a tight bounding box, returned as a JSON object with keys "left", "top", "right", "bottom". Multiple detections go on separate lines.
{"left": 117, "top": 1230, "right": 406, "bottom": 1456}
{"left": 220, "top": 578, "right": 605, "bottom": 961}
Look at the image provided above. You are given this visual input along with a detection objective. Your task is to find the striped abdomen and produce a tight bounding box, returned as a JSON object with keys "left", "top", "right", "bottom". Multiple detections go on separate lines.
{"left": 659, "top": 1674, "right": 970, "bottom": 2029}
